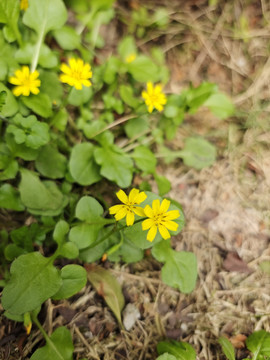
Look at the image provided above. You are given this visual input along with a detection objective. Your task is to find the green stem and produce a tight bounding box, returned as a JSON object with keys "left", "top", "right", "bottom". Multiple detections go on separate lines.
{"left": 32, "top": 313, "right": 50, "bottom": 343}
{"left": 31, "top": 31, "right": 44, "bottom": 72}
{"left": 70, "top": 218, "right": 116, "bottom": 228}
{"left": 82, "top": 217, "right": 146, "bottom": 251}
{"left": 32, "top": 313, "right": 66, "bottom": 360}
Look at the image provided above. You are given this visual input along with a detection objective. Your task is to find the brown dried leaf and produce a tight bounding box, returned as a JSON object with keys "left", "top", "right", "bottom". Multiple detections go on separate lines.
{"left": 230, "top": 334, "right": 247, "bottom": 349}
{"left": 223, "top": 252, "right": 253, "bottom": 274}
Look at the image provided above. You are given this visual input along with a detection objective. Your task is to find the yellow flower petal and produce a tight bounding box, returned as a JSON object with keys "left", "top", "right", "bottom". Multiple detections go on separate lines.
{"left": 147, "top": 225, "right": 157, "bottom": 242}
{"left": 144, "top": 204, "right": 154, "bottom": 218}
{"left": 142, "top": 218, "right": 154, "bottom": 230}
{"left": 160, "top": 199, "right": 170, "bottom": 213}
{"left": 9, "top": 66, "right": 40, "bottom": 97}
{"left": 9, "top": 76, "right": 21, "bottom": 85}
{"left": 165, "top": 210, "right": 180, "bottom": 221}
{"left": 165, "top": 220, "right": 179, "bottom": 231}
{"left": 128, "top": 188, "right": 139, "bottom": 202}
{"left": 115, "top": 207, "right": 127, "bottom": 221}
{"left": 152, "top": 199, "right": 160, "bottom": 213}
{"left": 133, "top": 206, "right": 145, "bottom": 217}
{"left": 13, "top": 86, "right": 23, "bottom": 96}
{"left": 142, "top": 82, "right": 167, "bottom": 113}
{"left": 134, "top": 191, "right": 147, "bottom": 204}
{"left": 126, "top": 211, "right": 135, "bottom": 226}
{"left": 116, "top": 189, "right": 128, "bottom": 204}
{"left": 158, "top": 224, "right": 171, "bottom": 240}
{"left": 60, "top": 58, "right": 92, "bottom": 90}
{"left": 109, "top": 204, "right": 123, "bottom": 214}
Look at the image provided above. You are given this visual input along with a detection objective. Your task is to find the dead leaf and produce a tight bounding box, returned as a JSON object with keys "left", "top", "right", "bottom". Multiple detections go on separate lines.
{"left": 199, "top": 208, "right": 219, "bottom": 224}
{"left": 230, "top": 334, "right": 247, "bottom": 349}
{"left": 87, "top": 266, "right": 125, "bottom": 328}
{"left": 223, "top": 252, "right": 253, "bottom": 274}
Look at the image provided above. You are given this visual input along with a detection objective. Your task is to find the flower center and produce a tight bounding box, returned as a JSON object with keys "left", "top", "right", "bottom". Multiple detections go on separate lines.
{"left": 71, "top": 70, "right": 82, "bottom": 81}
{"left": 153, "top": 213, "right": 166, "bottom": 225}
{"left": 149, "top": 94, "right": 160, "bottom": 104}
{"left": 23, "top": 76, "right": 32, "bottom": 87}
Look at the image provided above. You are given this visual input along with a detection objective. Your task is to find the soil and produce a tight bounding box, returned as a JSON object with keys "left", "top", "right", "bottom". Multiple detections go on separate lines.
{"left": 1, "top": 0, "right": 270, "bottom": 359}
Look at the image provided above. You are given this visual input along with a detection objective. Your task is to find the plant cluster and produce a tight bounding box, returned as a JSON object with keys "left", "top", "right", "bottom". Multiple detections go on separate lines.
{"left": 0, "top": 0, "right": 235, "bottom": 358}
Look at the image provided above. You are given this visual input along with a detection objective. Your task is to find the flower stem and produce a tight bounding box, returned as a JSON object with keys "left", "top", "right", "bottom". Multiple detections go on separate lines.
{"left": 32, "top": 313, "right": 50, "bottom": 343}
{"left": 83, "top": 218, "right": 146, "bottom": 251}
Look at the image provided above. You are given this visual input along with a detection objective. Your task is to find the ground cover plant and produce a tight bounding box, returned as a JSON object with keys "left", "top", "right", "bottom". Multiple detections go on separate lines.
{"left": 1, "top": 0, "right": 270, "bottom": 359}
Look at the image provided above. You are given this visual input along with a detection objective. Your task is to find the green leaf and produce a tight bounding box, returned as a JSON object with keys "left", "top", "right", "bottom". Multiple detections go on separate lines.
{"left": 0, "top": 184, "right": 25, "bottom": 211}
{"left": 53, "top": 220, "right": 69, "bottom": 246}
{"left": 103, "top": 56, "right": 122, "bottom": 84}
{"left": 132, "top": 146, "right": 157, "bottom": 173}
{"left": 185, "top": 82, "right": 217, "bottom": 114}
{"left": 127, "top": 55, "right": 160, "bottom": 82}
{"left": 204, "top": 93, "right": 235, "bottom": 119}
{"left": 50, "top": 109, "right": 68, "bottom": 131}
{"left": 90, "top": 0, "right": 116, "bottom": 11}
{"left": 124, "top": 117, "right": 149, "bottom": 139}
{"left": 178, "top": 137, "right": 216, "bottom": 170}
{"left": 7, "top": 114, "right": 50, "bottom": 149}
{"left": 0, "top": 32, "right": 19, "bottom": 80}
{"left": 246, "top": 330, "right": 270, "bottom": 359}
{"left": 75, "top": 196, "right": 104, "bottom": 221}
{"left": 58, "top": 242, "right": 79, "bottom": 259}
{"left": 69, "top": 196, "right": 105, "bottom": 250}
{"left": 35, "top": 145, "right": 67, "bottom": 179}
{"left": 53, "top": 26, "right": 81, "bottom": 50}
{"left": 30, "top": 326, "right": 74, "bottom": 360}
{"left": 39, "top": 71, "right": 63, "bottom": 102}
{"left": 94, "top": 146, "right": 133, "bottom": 188}
{"left": 5, "top": 133, "right": 39, "bottom": 161}
{"left": 103, "top": 93, "right": 124, "bottom": 114}
{"left": 67, "top": 86, "right": 92, "bottom": 106}
{"left": 10, "top": 223, "right": 46, "bottom": 251}
{"left": 152, "top": 241, "right": 197, "bottom": 293}
{"left": 218, "top": 337, "right": 235, "bottom": 360}
{"left": 157, "top": 340, "right": 196, "bottom": 360}
{"left": 2, "top": 252, "right": 62, "bottom": 315}
{"left": 23, "top": 0, "right": 67, "bottom": 37}
{"left": 87, "top": 266, "right": 125, "bottom": 327}
{"left": 4, "top": 244, "right": 27, "bottom": 261}
{"left": 118, "top": 36, "right": 137, "bottom": 60}
{"left": 79, "top": 227, "right": 116, "bottom": 263}
{"left": 156, "top": 354, "right": 177, "bottom": 360}
{"left": 119, "top": 85, "right": 140, "bottom": 108}
{"left": 154, "top": 174, "right": 171, "bottom": 196}
{"left": 15, "top": 43, "right": 58, "bottom": 69}
{"left": 0, "top": 0, "right": 21, "bottom": 45}
{"left": 19, "top": 169, "right": 68, "bottom": 216}
{"left": 52, "top": 265, "right": 87, "bottom": 300}
{"left": 108, "top": 238, "right": 144, "bottom": 264}
{"left": 0, "top": 90, "right": 7, "bottom": 112}
{"left": 69, "top": 143, "right": 101, "bottom": 186}
{"left": 0, "top": 84, "right": 18, "bottom": 117}
{"left": 22, "top": 93, "right": 53, "bottom": 118}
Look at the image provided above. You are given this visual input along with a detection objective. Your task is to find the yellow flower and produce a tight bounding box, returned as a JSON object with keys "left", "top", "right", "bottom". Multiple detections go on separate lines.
{"left": 109, "top": 189, "right": 147, "bottom": 226}
{"left": 60, "top": 58, "right": 92, "bottom": 90}
{"left": 142, "top": 199, "right": 180, "bottom": 242}
{"left": 20, "top": 0, "right": 28, "bottom": 11}
{"left": 125, "top": 53, "right": 136, "bottom": 63}
{"left": 9, "top": 66, "right": 40, "bottom": 97}
{"left": 142, "top": 82, "right": 167, "bottom": 113}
